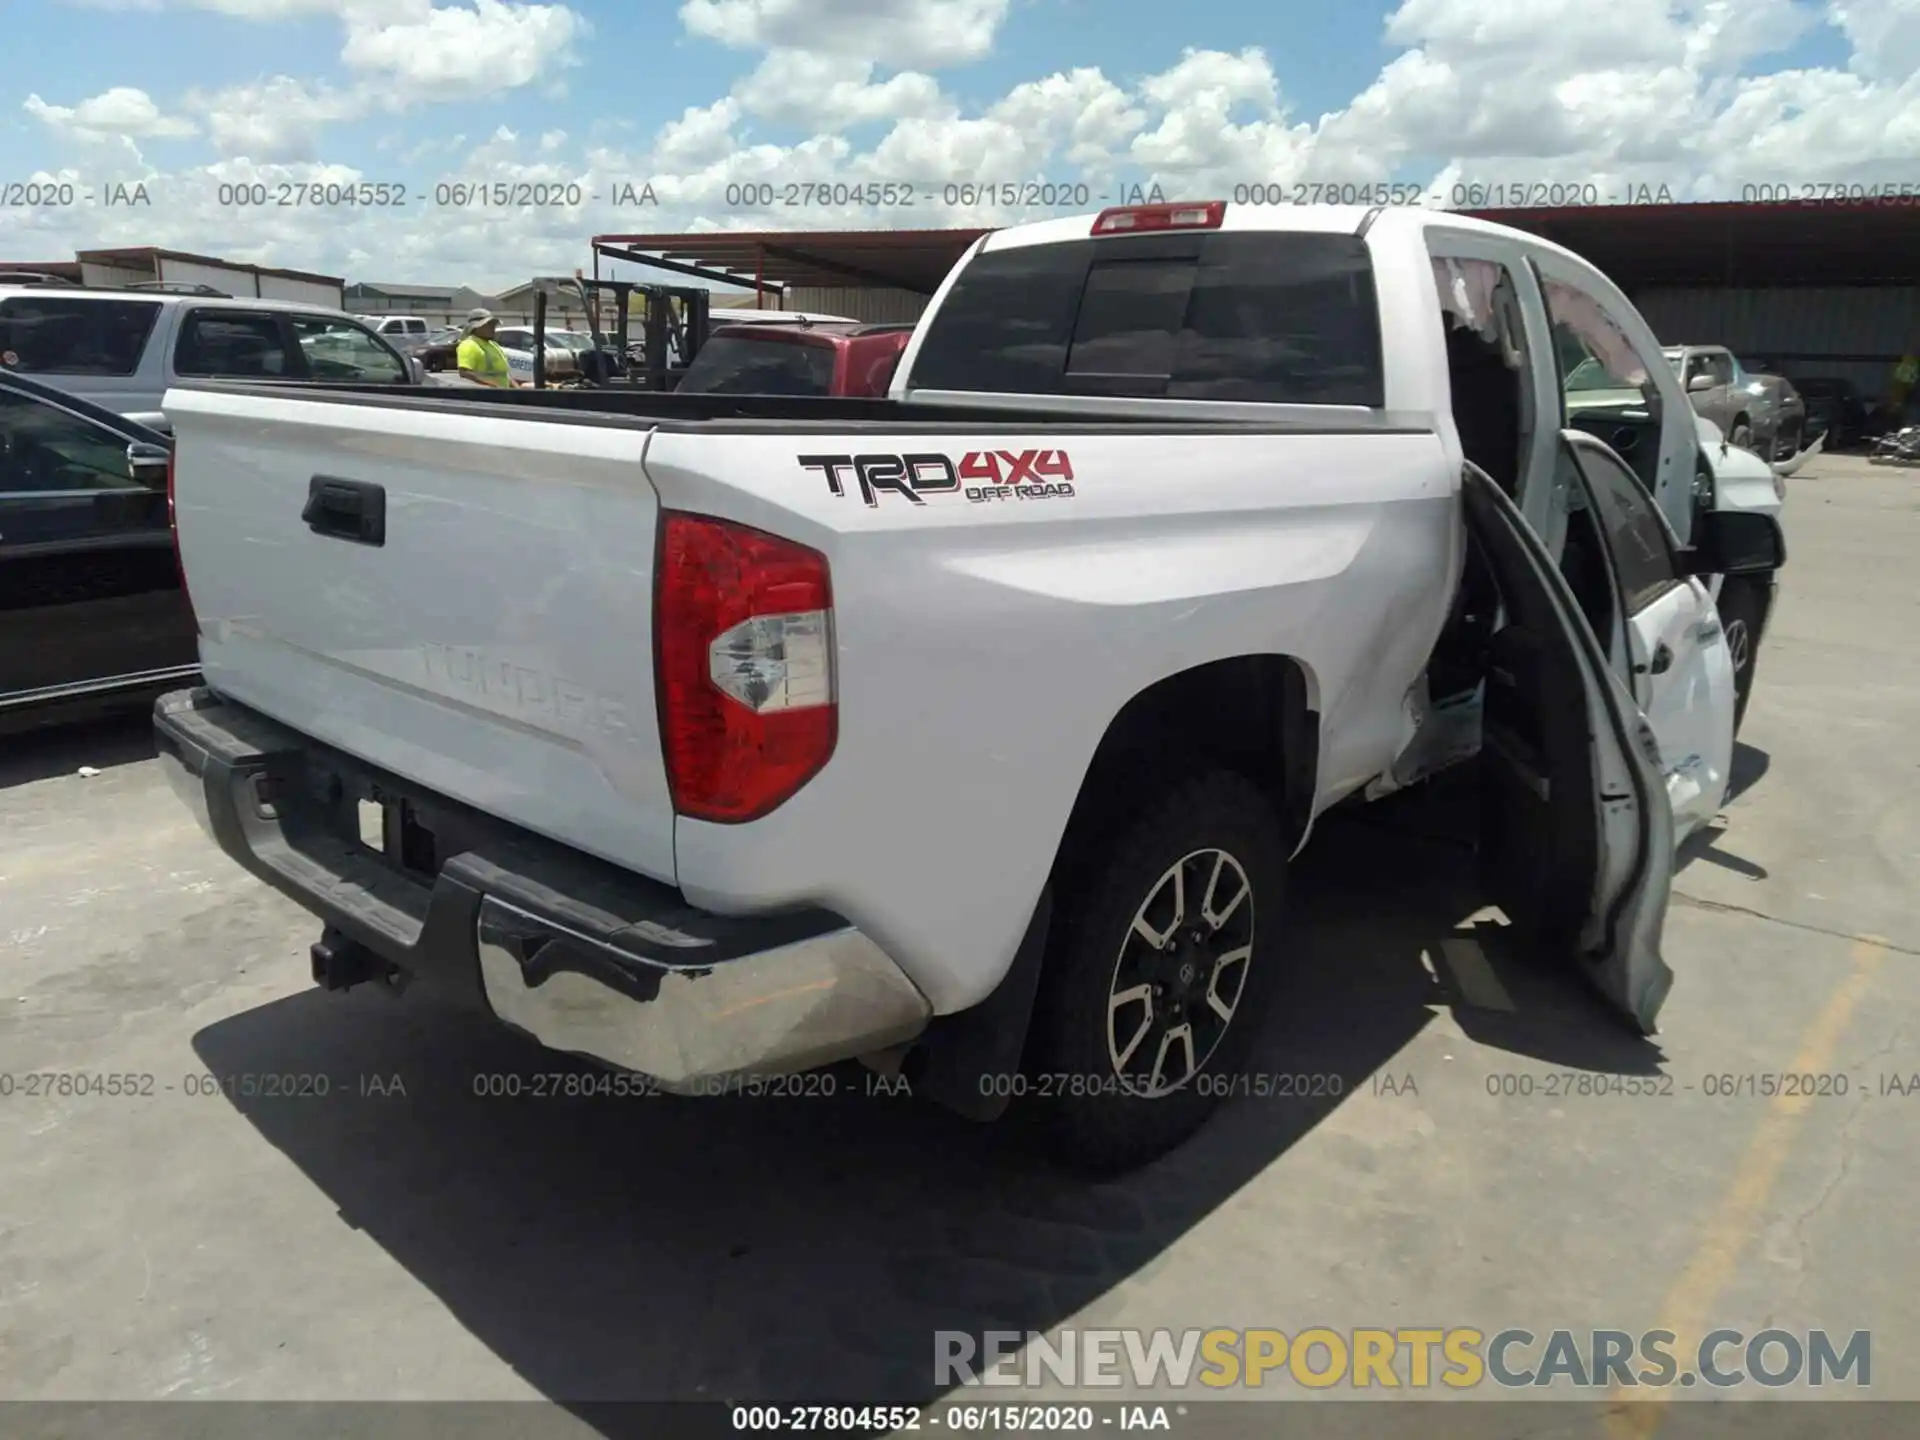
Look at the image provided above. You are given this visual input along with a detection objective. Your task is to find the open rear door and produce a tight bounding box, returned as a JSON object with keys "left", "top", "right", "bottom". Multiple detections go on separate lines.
{"left": 1463, "top": 465, "right": 1677, "bottom": 1033}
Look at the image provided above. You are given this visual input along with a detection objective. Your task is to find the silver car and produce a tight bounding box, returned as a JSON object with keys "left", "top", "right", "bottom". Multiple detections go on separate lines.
{"left": 1663, "top": 344, "right": 1807, "bottom": 461}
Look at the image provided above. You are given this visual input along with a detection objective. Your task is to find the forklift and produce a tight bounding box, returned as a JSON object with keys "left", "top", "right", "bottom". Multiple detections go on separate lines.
{"left": 528, "top": 275, "right": 712, "bottom": 391}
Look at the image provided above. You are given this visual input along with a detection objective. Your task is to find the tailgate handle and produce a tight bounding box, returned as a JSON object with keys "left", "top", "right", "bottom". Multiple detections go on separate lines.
{"left": 302, "top": 476, "right": 386, "bottom": 547}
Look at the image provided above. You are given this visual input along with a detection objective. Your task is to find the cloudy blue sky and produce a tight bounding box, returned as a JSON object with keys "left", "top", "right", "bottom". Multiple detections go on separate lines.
{"left": 2, "top": 0, "right": 1915, "bottom": 290}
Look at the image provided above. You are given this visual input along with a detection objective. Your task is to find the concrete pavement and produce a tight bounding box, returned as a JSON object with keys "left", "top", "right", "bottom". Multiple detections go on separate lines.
{"left": 1, "top": 452, "right": 1915, "bottom": 1433}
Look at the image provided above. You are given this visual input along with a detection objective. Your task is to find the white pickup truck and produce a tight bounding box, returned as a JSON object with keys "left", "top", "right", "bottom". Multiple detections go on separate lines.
{"left": 155, "top": 201, "right": 1785, "bottom": 1171}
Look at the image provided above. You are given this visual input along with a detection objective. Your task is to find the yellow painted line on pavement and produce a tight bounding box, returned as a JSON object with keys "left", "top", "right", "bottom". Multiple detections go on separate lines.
{"left": 1603, "top": 935, "right": 1888, "bottom": 1438}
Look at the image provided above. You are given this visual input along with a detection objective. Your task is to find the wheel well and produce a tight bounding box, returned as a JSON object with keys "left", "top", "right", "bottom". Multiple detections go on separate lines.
{"left": 1055, "top": 656, "right": 1318, "bottom": 885}
{"left": 902, "top": 656, "right": 1317, "bottom": 1122}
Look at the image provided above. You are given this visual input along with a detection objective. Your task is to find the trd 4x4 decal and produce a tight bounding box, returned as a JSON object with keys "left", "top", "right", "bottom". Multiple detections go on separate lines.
{"left": 799, "top": 450, "right": 1075, "bottom": 507}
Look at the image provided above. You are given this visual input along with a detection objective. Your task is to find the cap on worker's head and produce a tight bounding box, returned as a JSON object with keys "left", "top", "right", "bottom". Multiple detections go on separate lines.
{"left": 463, "top": 307, "right": 497, "bottom": 332}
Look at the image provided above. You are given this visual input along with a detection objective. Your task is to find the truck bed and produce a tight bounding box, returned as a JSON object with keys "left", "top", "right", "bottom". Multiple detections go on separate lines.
{"left": 162, "top": 376, "right": 1455, "bottom": 1013}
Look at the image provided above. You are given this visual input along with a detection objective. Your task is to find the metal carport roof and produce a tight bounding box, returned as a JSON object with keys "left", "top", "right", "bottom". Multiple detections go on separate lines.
{"left": 591, "top": 228, "right": 991, "bottom": 295}
{"left": 1474, "top": 201, "right": 1920, "bottom": 287}
{"left": 594, "top": 200, "right": 1920, "bottom": 297}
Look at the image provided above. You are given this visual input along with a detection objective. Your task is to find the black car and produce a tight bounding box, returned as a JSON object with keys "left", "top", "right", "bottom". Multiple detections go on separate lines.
{"left": 1792, "top": 377, "right": 1872, "bottom": 450}
{"left": 0, "top": 371, "right": 196, "bottom": 733}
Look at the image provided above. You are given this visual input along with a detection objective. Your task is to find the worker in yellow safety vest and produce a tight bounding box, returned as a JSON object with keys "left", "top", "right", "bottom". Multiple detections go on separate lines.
{"left": 1890, "top": 350, "right": 1920, "bottom": 424}
{"left": 456, "top": 308, "right": 516, "bottom": 388}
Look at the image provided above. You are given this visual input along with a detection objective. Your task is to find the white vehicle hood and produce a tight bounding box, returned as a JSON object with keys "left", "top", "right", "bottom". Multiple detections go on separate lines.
{"left": 1695, "top": 414, "right": 1799, "bottom": 513}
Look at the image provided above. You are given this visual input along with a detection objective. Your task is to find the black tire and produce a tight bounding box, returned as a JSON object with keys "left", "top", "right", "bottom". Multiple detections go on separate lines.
{"left": 1020, "top": 769, "right": 1287, "bottom": 1174}
{"left": 1718, "top": 575, "right": 1767, "bottom": 736}
{"left": 1728, "top": 419, "right": 1754, "bottom": 452}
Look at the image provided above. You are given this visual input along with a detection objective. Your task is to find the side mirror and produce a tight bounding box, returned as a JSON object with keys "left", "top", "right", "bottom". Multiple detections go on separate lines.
{"left": 1685, "top": 509, "right": 1785, "bottom": 577}
{"left": 1686, "top": 372, "right": 1715, "bottom": 393}
{"left": 127, "top": 439, "right": 171, "bottom": 486}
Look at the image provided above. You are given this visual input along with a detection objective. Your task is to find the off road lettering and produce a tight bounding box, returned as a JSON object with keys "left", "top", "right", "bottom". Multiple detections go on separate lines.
{"left": 853, "top": 454, "right": 922, "bottom": 507}
{"left": 902, "top": 453, "right": 960, "bottom": 493}
{"left": 797, "top": 454, "right": 856, "bottom": 497}
{"left": 803, "top": 450, "right": 1076, "bottom": 505}
{"left": 999, "top": 449, "right": 1044, "bottom": 485}
{"left": 960, "top": 451, "right": 1002, "bottom": 485}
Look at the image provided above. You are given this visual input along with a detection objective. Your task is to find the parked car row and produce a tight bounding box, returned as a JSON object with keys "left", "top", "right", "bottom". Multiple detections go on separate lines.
{"left": 0, "top": 285, "right": 422, "bottom": 433}
{"left": 0, "top": 370, "right": 195, "bottom": 734}
{"left": 1664, "top": 345, "right": 1809, "bottom": 463}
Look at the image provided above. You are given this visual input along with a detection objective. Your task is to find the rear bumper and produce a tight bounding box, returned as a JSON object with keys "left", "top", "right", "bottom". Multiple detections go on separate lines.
{"left": 154, "top": 687, "right": 930, "bottom": 1089}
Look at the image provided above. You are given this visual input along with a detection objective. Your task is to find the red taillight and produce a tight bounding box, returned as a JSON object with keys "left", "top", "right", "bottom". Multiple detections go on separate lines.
{"left": 655, "top": 512, "right": 836, "bottom": 823}
{"left": 1091, "top": 200, "right": 1226, "bottom": 235}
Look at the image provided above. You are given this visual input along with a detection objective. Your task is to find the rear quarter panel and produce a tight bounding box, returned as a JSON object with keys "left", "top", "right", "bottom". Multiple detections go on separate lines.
{"left": 644, "top": 426, "right": 1458, "bottom": 1012}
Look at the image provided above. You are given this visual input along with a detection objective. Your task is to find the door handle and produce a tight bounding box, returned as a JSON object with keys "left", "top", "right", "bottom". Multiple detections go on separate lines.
{"left": 301, "top": 476, "right": 385, "bottom": 546}
{"left": 1649, "top": 641, "right": 1674, "bottom": 675}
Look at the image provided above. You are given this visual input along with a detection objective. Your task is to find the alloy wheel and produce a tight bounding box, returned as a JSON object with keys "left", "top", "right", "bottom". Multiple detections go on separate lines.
{"left": 1105, "top": 848, "right": 1255, "bottom": 1098}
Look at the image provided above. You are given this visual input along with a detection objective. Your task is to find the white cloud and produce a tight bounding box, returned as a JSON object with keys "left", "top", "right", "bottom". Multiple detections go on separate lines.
{"left": 19, "top": 0, "right": 1920, "bottom": 284}
{"left": 36, "top": 2, "right": 588, "bottom": 161}
{"left": 23, "top": 87, "right": 197, "bottom": 141}
{"left": 680, "top": 0, "right": 1010, "bottom": 66}
{"left": 734, "top": 50, "right": 950, "bottom": 130}
{"left": 985, "top": 69, "right": 1145, "bottom": 171}
{"left": 1128, "top": 49, "right": 1316, "bottom": 189}
{"left": 1828, "top": 0, "right": 1920, "bottom": 81}
{"left": 60, "top": 0, "right": 587, "bottom": 104}
{"left": 651, "top": 98, "right": 748, "bottom": 172}
{"left": 182, "top": 77, "right": 375, "bottom": 161}
{"left": 1312, "top": 0, "right": 1920, "bottom": 192}
{"left": 1681, "top": 0, "right": 1814, "bottom": 70}
{"left": 339, "top": 0, "right": 586, "bottom": 99}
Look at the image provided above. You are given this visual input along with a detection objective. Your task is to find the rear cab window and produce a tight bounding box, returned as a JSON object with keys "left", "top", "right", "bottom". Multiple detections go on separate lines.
{"left": 907, "top": 229, "right": 1385, "bottom": 405}
{"left": 0, "top": 295, "right": 162, "bottom": 376}
{"left": 173, "top": 311, "right": 296, "bottom": 378}
{"left": 677, "top": 333, "right": 838, "bottom": 396}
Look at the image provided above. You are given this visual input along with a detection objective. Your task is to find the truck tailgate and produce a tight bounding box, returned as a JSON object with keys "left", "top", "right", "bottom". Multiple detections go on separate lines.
{"left": 163, "top": 386, "right": 677, "bottom": 884}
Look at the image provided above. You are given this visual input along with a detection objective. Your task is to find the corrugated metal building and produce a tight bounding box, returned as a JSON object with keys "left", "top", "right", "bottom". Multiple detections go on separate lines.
{"left": 1480, "top": 201, "right": 1920, "bottom": 406}
{"left": 590, "top": 228, "right": 983, "bottom": 326}
{"left": 1628, "top": 287, "right": 1920, "bottom": 400}
{"left": 781, "top": 285, "right": 932, "bottom": 323}
{"left": 75, "top": 247, "right": 344, "bottom": 307}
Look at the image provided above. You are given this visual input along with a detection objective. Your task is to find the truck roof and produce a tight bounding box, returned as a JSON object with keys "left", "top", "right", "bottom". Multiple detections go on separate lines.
{"left": 0, "top": 285, "right": 350, "bottom": 318}
{"left": 979, "top": 201, "right": 1609, "bottom": 275}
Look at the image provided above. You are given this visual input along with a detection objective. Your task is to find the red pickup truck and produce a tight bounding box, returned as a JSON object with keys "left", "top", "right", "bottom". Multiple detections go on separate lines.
{"left": 674, "top": 320, "right": 913, "bottom": 398}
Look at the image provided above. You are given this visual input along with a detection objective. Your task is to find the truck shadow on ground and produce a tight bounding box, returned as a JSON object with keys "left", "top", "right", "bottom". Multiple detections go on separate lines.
{"left": 1677, "top": 743, "right": 1772, "bottom": 880}
{"left": 0, "top": 712, "right": 156, "bottom": 791}
{"left": 189, "top": 769, "right": 1665, "bottom": 1431}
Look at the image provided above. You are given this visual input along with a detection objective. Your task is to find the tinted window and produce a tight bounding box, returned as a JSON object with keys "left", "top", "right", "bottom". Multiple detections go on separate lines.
{"left": 1685, "top": 351, "right": 1732, "bottom": 386}
{"left": 911, "top": 232, "right": 1384, "bottom": 405}
{"left": 676, "top": 336, "right": 836, "bottom": 395}
{"left": 1172, "top": 238, "right": 1382, "bottom": 403}
{"left": 0, "top": 296, "right": 161, "bottom": 376}
{"left": 1543, "top": 279, "right": 1658, "bottom": 405}
{"left": 174, "top": 313, "right": 294, "bottom": 378}
{"left": 1570, "top": 442, "right": 1681, "bottom": 614}
{"left": 1066, "top": 260, "right": 1195, "bottom": 378}
{"left": 0, "top": 388, "right": 141, "bottom": 493}
{"left": 290, "top": 316, "right": 406, "bottom": 382}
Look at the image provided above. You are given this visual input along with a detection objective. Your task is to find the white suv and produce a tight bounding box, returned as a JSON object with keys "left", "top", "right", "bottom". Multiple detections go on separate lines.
{"left": 357, "top": 314, "right": 433, "bottom": 353}
{"left": 0, "top": 287, "right": 419, "bottom": 432}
